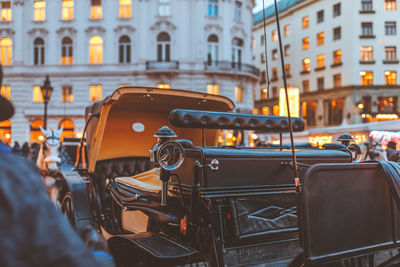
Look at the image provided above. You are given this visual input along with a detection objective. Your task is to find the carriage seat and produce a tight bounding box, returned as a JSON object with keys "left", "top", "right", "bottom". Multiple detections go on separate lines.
{"left": 115, "top": 168, "right": 161, "bottom": 194}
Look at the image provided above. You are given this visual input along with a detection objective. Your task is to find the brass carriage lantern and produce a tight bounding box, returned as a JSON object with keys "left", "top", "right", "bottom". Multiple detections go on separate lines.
{"left": 337, "top": 133, "right": 354, "bottom": 147}
{"left": 40, "top": 75, "right": 53, "bottom": 130}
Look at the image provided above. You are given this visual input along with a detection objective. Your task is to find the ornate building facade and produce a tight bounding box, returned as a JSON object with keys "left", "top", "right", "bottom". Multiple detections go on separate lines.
{"left": 0, "top": 0, "right": 258, "bottom": 143}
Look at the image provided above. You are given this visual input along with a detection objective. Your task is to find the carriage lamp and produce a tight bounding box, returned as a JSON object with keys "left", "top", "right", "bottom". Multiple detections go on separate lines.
{"left": 337, "top": 133, "right": 354, "bottom": 147}
{"left": 150, "top": 126, "right": 185, "bottom": 206}
{"left": 40, "top": 75, "right": 53, "bottom": 130}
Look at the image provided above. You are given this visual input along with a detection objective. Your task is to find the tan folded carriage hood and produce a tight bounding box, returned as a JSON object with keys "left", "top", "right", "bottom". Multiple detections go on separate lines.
{"left": 85, "top": 87, "right": 235, "bottom": 173}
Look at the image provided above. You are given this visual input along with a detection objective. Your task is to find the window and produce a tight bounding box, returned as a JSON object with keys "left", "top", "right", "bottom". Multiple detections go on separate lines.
{"left": 272, "top": 49, "right": 277, "bottom": 60}
{"left": 232, "top": 38, "right": 243, "bottom": 68}
{"left": 62, "top": 86, "right": 73, "bottom": 102}
{"left": 385, "top": 0, "right": 396, "bottom": 10}
{"left": 62, "top": 0, "right": 73, "bottom": 20}
{"left": 30, "top": 119, "right": 44, "bottom": 143}
{"left": 235, "top": 86, "right": 243, "bottom": 102}
{"left": 303, "top": 58, "right": 311, "bottom": 72}
{"left": 361, "top": 0, "right": 373, "bottom": 12}
{"left": 317, "top": 77, "right": 324, "bottom": 90}
{"left": 333, "top": 3, "right": 341, "bottom": 17}
{"left": 33, "top": 85, "right": 43, "bottom": 102}
{"left": 360, "top": 71, "right": 373, "bottom": 85}
{"left": 61, "top": 37, "right": 73, "bottom": 64}
{"left": 119, "top": 35, "right": 131, "bottom": 63}
{"left": 333, "top": 50, "right": 342, "bottom": 64}
{"left": 260, "top": 53, "right": 265, "bottom": 64}
{"left": 59, "top": 119, "right": 75, "bottom": 139}
{"left": 260, "top": 70, "right": 266, "bottom": 83}
{"left": 0, "top": 1, "right": 11, "bottom": 22}
{"left": 89, "top": 36, "right": 103, "bottom": 64}
{"left": 1, "top": 85, "right": 10, "bottom": 100}
{"left": 333, "top": 27, "right": 341, "bottom": 40}
{"left": 284, "top": 25, "right": 290, "bottom": 37}
{"left": 333, "top": 74, "right": 341, "bottom": 87}
{"left": 302, "top": 101, "right": 317, "bottom": 127}
{"left": 260, "top": 88, "right": 267, "bottom": 99}
{"left": 261, "top": 107, "right": 269, "bottom": 115}
{"left": 34, "top": 1, "right": 45, "bottom": 21}
{"left": 377, "top": 97, "right": 397, "bottom": 113}
{"left": 207, "top": 34, "right": 219, "bottom": 65}
{"left": 316, "top": 54, "right": 325, "bottom": 68}
{"left": 208, "top": 0, "right": 218, "bottom": 17}
{"left": 385, "top": 22, "right": 396, "bottom": 35}
{"left": 272, "top": 87, "right": 278, "bottom": 98}
{"left": 361, "top": 22, "right": 373, "bottom": 36}
{"left": 159, "top": 0, "right": 170, "bottom": 16}
{"left": 302, "top": 37, "right": 309, "bottom": 50}
{"left": 302, "top": 80, "right": 310, "bottom": 92}
{"left": 157, "top": 84, "right": 170, "bottom": 89}
{"left": 157, "top": 32, "right": 170, "bottom": 62}
{"left": 325, "top": 98, "right": 343, "bottom": 126}
{"left": 284, "top": 45, "right": 290, "bottom": 56}
{"left": 260, "top": 34, "right": 264, "bottom": 45}
{"left": 302, "top": 16, "right": 309, "bottom": 29}
{"left": 385, "top": 71, "right": 397, "bottom": 85}
{"left": 360, "top": 46, "right": 373, "bottom": 61}
{"left": 272, "top": 30, "right": 277, "bottom": 42}
{"left": 317, "top": 32, "right": 324, "bottom": 46}
{"left": 385, "top": 46, "right": 397, "bottom": 61}
{"left": 0, "top": 37, "right": 11, "bottom": 65}
{"left": 272, "top": 67, "right": 278, "bottom": 80}
{"left": 234, "top": 1, "right": 241, "bottom": 21}
{"left": 317, "top": 10, "right": 324, "bottom": 23}
{"left": 33, "top": 38, "right": 44, "bottom": 65}
{"left": 90, "top": 85, "right": 102, "bottom": 101}
{"left": 207, "top": 84, "right": 219, "bottom": 95}
{"left": 119, "top": 0, "right": 131, "bottom": 18}
{"left": 90, "top": 0, "right": 102, "bottom": 20}
{"left": 285, "top": 64, "right": 291, "bottom": 76}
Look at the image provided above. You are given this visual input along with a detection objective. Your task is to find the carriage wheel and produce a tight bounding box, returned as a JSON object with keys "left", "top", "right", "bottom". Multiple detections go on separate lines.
{"left": 60, "top": 192, "right": 75, "bottom": 228}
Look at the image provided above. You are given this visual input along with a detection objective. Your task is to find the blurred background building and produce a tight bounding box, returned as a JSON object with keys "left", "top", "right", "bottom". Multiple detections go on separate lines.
{"left": 253, "top": 0, "right": 400, "bottom": 131}
{"left": 0, "top": 0, "right": 258, "bottom": 144}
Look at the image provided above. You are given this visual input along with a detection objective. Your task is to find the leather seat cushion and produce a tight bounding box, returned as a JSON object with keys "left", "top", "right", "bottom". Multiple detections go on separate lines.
{"left": 115, "top": 168, "right": 161, "bottom": 193}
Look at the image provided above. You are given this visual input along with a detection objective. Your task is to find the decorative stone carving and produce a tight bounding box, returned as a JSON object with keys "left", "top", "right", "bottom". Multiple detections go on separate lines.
{"left": 0, "top": 28, "right": 15, "bottom": 36}
{"left": 56, "top": 27, "right": 77, "bottom": 36}
{"left": 84, "top": 26, "right": 106, "bottom": 35}
{"left": 114, "top": 25, "right": 135, "bottom": 33}
{"left": 150, "top": 19, "right": 176, "bottom": 32}
{"left": 27, "top": 28, "right": 48, "bottom": 36}
{"left": 13, "top": 0, "right": 25, "bottom": 6}
{"left": 230, "top": 25, "right": 247, "bottom": 38}
{"left": 204, "top": 24, "right": 223, "bottom": 33}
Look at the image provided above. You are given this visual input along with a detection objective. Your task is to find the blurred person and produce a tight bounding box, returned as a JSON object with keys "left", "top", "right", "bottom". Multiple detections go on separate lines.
{"left": 386, "top": 141, "right": 399, "bottom": 162}
{"left": 30, "top": 141, "right": 40, "bottom": 162}
{"left": 0, "top": 137, "right": 11, "bottom": 153}
{"left": 12, "top": 140, "right": 21, "bottom": 155}
{"left": 21, "top": 142, "right": 30, "bottom": 157}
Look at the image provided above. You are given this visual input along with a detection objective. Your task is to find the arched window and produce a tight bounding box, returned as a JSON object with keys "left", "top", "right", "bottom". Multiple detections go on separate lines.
{"left": 89, "top": 35, "right": 103, "bottom": 64}
{"left": 119, "top": 35, "right": 131, "bottom": 64}
{"left": 30, "top": 119, "right": 44, "bottom": 144}
{"left": 232, "top": 37, "right": 243, "bottom": 69}
{"left": 207, "top": 34, "right": 219, "bottom": 66}
{"left": 0, "top": 37, "right": 12, "bottom": 65}
{"left": 59, "top": 119, "right": 74, "bottom": 140}
{"left": 34, "top": 37, "right": 45, "bottom": 65}
{"left": 157, "top": 32, "right": 170, "bottom": 62}
{"left": 61, "top": 37, "right": 73, "bottom": 64}
{"left": 0, "top": 120, "right": 11, "bottom": 145}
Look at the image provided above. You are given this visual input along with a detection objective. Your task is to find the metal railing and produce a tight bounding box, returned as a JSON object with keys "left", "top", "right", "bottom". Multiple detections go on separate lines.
{"left": 146, "top": 60, "right": 179, "bottom": 71}
{"left": 204, "top": 61, "right": 259, "bottom": 77}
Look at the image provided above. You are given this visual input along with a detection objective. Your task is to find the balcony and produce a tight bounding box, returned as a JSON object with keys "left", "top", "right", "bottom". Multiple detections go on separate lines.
{"left": 146, "top": 60, "right": 179, "bottom": 71}
{"left": 204, "top": 61, "right": 259, "bottom": 78}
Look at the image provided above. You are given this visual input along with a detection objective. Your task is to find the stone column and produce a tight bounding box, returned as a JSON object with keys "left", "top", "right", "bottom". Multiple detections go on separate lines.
{"left": 13, "top": 0, "right": 25, "bottom": 65}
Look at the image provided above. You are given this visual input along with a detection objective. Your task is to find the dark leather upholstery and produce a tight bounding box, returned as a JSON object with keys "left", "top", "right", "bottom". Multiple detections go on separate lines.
{"left": 169, "top": 109, "right": 305, "bottom": 132}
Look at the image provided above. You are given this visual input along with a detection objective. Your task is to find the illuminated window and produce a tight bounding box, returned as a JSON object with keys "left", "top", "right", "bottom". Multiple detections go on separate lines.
{"left": 62, "top": 86, "right": 73, "bottom": 102}
{"left": 157, "top": 84, "right": 170, "bottom": 89}
{"left": 284, "top": 24, "right": 290, "bottom": 37}
{"left": 333, "top": 74, "right": 341, "bottom": 87}
{"left": 385, "top": 21, "right": 396, "bottom": 35}
{"left": 302, "top": 80, "right": 309, "bottom": 92}
{"left": 302, "top": 16, "right": 309, "bottom": 29}
{"left": 333, "top": 50, "right": 342, "bottom": 64}
{"left": 61, "top": 37, "right": 73, "bottom": 64}
{"left": 0, "top": 1, "right": 11, "bottom": 22}
{"left": 207, "top": 84, "right": 219, "bottom": 95}
{"left": 316, "top": 54, "right": 325, "bottom": 68}
{"left": 159, "top": 0, "right": 170, "bottom": 16}
{"left": 272, "top": 105, "right": 279, "bottom": 116}
{"left": 360, "top": 71, "right": 373, "bottom": 85}
{"left": 302, "top": 101, "right": 317, "bottom": 127}
{"left": 34, "top": 1, "right": 45, "bottom": 21}
{"left": 234, "top": 1, "right": 241, "bottom": 21}
{"left": 361, "top": 22, "right": 373, "bottom": 36}
{"left": 284, "top": 45, "right": 290, "bottom": 56}
{"left": 302, "top": 37, "right": 309, "bottom": 50}
{"left": 272, "top": 67, "right": 278, "bottom": 80}
{"left": 235, "top": 86, "right": 243, "bottom": 102}
{"left": 385, "top": 46, "right": 397, "bottom": 61}
{"left": 302, "top": 58, "right": 311, "bottom": 72}
{"left": 317, "top": 10, "right": 324, "bottom": 23}
{"left": 0, "top": 119, "right": 11, "bottom": 144}
{"left": 33, "top": 37, "right": 44, "bottom": 65}
{"left": 0, "top": 85, "right": 10, "bottom": 100}
{"left": 90, "top": 0, "right": 102, "bottom": 20}
{"left": 62, "top": 0, "right": 73, "bottom": 20}
{"left": 89, "top": 36, "right": 103, "bottom": 64}
{"left": 119, "top": 0, "right": 131, "bottom": 18}
{"left": 325, "top": 98, "right": 344, "bottom": 126}
{"left": 385, "top": 71, "right": 397, "bottom": 85}
{"left": 272, "top": 49, "right": 277, "bottom": 60}
{"left": 59, "top": 119, "right": 75, "bottom": 139}
{"left": 0, "top": 37, "right": 11, "bottom": 65}
{"left": 90, "top": 85, "right": 102, "bottom": 101}
{"left": 207, "top": 34, "right": 219, "bottom": 65}
{"left": 333, "top": 3, "right": 341, "bottom": 17}
{"left": 260, "top": 88, "right": 267, "bottom": 99}
{"left": 261, "top": 106, "right": 269, "bottom": 115}
{"left": 317, "top": 32, "right": 324, "bottom": 46}
{"left": 285, "top": 64, "right": 291, "bottom": 76}
{"left": 208, "top": 0, "right": 218, "bottom": 17}
{"left": 360, "top": 46, "right": 373, "bottom": 61}
{"left": 157, "top": 32, "right": 170, "bottom": 62}
{"left": 33, "top": 86, "right": 43, "bottom": 102}
{"left": 119, "top": 35, "right": 131, "bottom": 63}
{"left": 385, "top": 0, "right": 396, "bottom": 10}
{"left": 30, "top": 119, "right": 44, "bottom": 144}
{"left": 272, "top": 30, "right": 277, "bottom": 42}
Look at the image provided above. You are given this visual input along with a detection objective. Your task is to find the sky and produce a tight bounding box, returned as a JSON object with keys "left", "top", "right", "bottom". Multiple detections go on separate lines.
{"left": 254, "top": 0, "right": 275, "bottom": 13}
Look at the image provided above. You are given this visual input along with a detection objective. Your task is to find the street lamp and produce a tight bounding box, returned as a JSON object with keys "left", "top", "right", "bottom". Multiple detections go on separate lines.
{"left": 40, "top": 75, "right": 53, "bottom": 129}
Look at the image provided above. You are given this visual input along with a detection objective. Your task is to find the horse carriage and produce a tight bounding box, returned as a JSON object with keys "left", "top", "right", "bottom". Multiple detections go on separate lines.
{"left": 51, "top": 87, "right": 400, "bottom": 266}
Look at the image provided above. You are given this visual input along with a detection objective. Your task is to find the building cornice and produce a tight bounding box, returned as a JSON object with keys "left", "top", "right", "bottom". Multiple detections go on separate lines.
{"left": 84, "top": 26, "right": 106, "bottom": 35}
{"left": 0, "top": 28, "right": 15, "bottom": 36}
{"left": 27, "top": 28, "right": 48, "bottom": 36}
{"left": 56, "top": 27, "right": 77, "bottom": 36}
{"left": 114, "top": 25, "right": 135, "bottom": 34}
{"left": 150, "top": 19, "right": 176, "bottom": 32}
